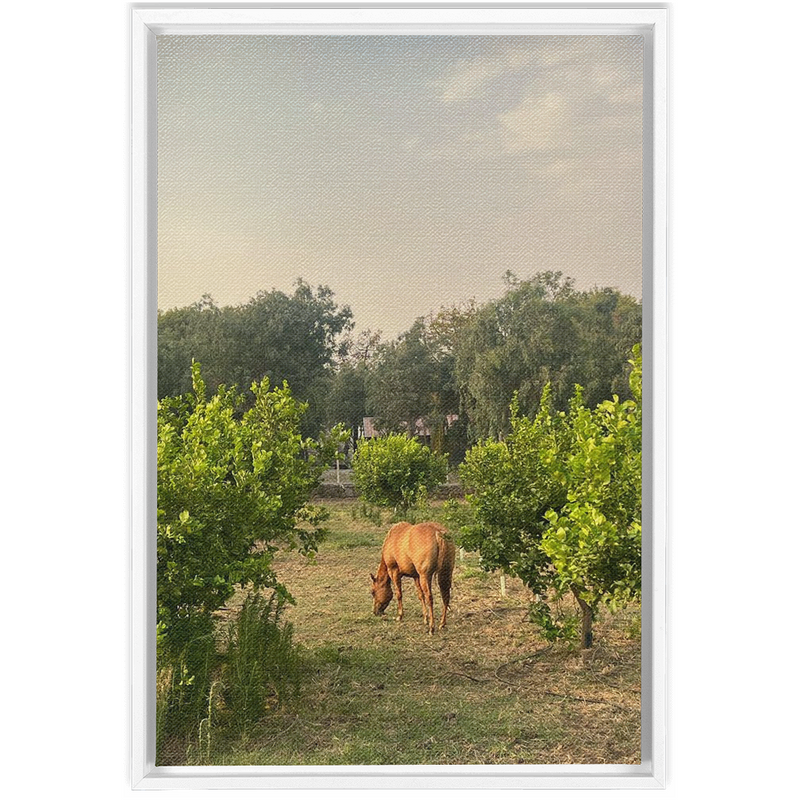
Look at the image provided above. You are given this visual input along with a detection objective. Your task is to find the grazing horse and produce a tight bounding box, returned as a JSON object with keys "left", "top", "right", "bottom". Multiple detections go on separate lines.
{"left": 370, "top": 522, "right": 455, "bottom": 634}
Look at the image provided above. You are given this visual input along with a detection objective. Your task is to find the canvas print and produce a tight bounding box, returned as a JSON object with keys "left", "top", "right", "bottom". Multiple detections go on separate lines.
{"left": 156, "top": 35, "right": 644, "bottom": 767}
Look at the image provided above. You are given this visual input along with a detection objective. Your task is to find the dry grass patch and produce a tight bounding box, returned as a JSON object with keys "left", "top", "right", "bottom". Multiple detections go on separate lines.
{"left": 192, "top": 499, "right": 640, "bottom": 765}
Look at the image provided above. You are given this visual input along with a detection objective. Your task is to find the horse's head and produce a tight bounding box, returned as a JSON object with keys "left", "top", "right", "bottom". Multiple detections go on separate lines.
{"left": 370, "top": 572, "right": 392, "bottom": 616}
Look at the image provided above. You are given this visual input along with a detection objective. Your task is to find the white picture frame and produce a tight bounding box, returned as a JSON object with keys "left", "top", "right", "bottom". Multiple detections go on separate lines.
{"left": 131, "top": 3, "right": 668, "bottom": 789}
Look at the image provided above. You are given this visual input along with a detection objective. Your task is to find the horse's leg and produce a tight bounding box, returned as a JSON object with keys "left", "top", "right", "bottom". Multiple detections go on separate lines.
{"left": 389, "top": 569, "right": 404, "bottom": 621}
{"left": 438, "top": 569, "right": 452, "bottom": 629}
{"left": 420, "top": 573, "right": 435, "bottom": 635}
{"left": 413, "top": 576, "right": 428, "bottom": 626}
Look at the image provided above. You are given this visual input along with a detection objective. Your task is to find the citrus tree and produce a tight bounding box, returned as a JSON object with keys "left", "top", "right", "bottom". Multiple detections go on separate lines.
{"left": 459, "top": 347, "right": 642, "bottom": 647}
{"left": 157, "top": 363, "right": 328, "bottom": 677}
{"left": 541, "top": 346, "right": 642, "bottom": 647}
{"left": 458, "top": 386, "right": 567, "bottom": 597}
{"left": 352, "top": 434, "right": 448, "bottom": 513}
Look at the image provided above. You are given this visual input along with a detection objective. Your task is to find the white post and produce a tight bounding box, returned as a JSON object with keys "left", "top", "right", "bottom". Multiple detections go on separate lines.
{"left": 499, "top": 572, "right": 507, "bottom": 597}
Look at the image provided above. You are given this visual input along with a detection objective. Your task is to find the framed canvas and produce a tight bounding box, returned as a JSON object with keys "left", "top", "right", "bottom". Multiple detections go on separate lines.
{"left": 131, "top": 3, "right": 667, "bottom": 789}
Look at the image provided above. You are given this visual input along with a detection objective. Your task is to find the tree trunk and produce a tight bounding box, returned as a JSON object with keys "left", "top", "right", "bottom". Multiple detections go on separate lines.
{"left": 571, "top": 585, "right": 594, "bottom": 649}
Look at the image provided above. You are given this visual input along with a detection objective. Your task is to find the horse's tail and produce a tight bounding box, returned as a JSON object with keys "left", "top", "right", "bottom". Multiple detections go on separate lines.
{"left": 433, "top": 525, "right": 456, "bottom": 605}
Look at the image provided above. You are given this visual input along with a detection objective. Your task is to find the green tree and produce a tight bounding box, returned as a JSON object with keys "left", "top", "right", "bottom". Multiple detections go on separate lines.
{"left": 366, "top": 319, "right": 441, "bottom": 437}
{"left": 458, "top": 387, "right": 567, "bottom": 597}
{"left": 352, "top": 434, "right": 448, "bottom": 514}
{"left": 454, "top": 272, "right": 641, "bottom": 441}
{"left": 365, "top": 306, "right": 474, "bottom": 453}
{"left": 225, "top": 281, "right": 353, "bottom": 432}
{"left": 157, "top": 295, "right": 233, "bottom": 399}
{"left": 459, "top": 347, "right": 642, "bottom": 647}
{"left": 541, "top": 346, "right": 642, "bottom": 647}
{"left": 158, "top": 280, "right": 354, "bottom": 436}
{"left": 326, "top": 363, "right": 368, "bottom": 453}
{"left": 157, "top": 363, "right": 328, "bottom": 687}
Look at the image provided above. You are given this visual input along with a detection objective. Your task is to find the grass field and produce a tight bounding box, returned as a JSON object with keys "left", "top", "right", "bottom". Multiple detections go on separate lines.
{"left": 170, "top": 499, "right": 641, "bottom": 766}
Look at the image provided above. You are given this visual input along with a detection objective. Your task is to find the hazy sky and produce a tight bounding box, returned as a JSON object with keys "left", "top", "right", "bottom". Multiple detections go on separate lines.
{"left": 158, "top": 35, "right": 643, "bottom": 338}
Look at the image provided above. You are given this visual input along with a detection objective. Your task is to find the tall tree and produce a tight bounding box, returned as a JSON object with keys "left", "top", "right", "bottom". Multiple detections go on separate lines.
{"left": 157, "top": 279, "right": 354, "bottom": 436}
{"left": 158, "top": 295, "right": 233, "bottom": 399}
{"left": 454, "top": 272, "right": 641, "bottom": 441}
{"left": 325, "top": 329, "right": 382, "bottom": 451}
{"left": 366, "top": 319, "right": 441, "bottom": 438}
{"left": 325, "top": 363, "right": 369, "bottom": 453}
{"left": 365, "top": 304, "right": 475, "bottom": 452}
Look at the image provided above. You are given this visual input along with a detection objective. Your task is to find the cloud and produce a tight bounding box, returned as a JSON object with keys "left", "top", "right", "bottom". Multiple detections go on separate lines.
{"left": 496, "top": 79, "right": 642, "bottom": 162}
{"left": 431, "top": 38, "right": 643, "bottom": 169}
{"left": 498, "top": 91, "right": 569, "bottom": 153}
{"left": 434, "top": 49, "right": 532, "bottom": 103}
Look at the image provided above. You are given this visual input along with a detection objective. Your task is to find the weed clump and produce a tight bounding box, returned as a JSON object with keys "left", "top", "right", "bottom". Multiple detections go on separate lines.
{"left": 221, "top": 591, "right": 300, "bottom": 726}
{"left": 156, "top": 590, "right": 299, "bottom": 763}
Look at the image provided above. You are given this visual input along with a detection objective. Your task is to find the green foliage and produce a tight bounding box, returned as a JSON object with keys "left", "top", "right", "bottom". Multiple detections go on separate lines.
{"left": 158, "top": 279, "right": 353, "bottom": 436}
{"left": 158, "top": 273, "right": 641, "bottom": 451}
{"left": 528, "top": 600, "right": 580, "bottom": 645}
{"left": 541, "top": 345, "right": 642, "bottom": 612}
{"left": 352, "top": 434, "right": 448, "bottom": 513}
{"left": 157, "top": 362, "right": 328, "bottom": 747}
{"left": 325, "top": 363, "right": 368, "bottom": 452}
{"left": 157, "top": 591, "right": 301, "bottom": 762}
{"left": 458, "top": 386, "right": 568, "bottom": 596}
{"left": 365, "top": 305, "right": 475, "bottom": 453}
{"left": 317, "top": 422, "right": 352, "bottom": 466}
{"left": 454, "top": 272, "right": 641, "bottom": 440}
{"left": 441, "top": 498, "right": 475, "bottom": 544}
{"left": 460, "top": 346, "right": 642, "bottom": 644}
{"left": 366, "top": 319, "right": 454, "bottom": 445}
{"left": 221, "top": 592, "right": 299, "bottom": 727}
{"left": 156, "top": 617, "right": 218, "bottom": 759}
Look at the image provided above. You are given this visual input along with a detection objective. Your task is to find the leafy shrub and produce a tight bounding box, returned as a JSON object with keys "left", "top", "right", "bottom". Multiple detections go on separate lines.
{"left": 155, "top": 617, "right": 217, "bottom": 762}
{"left": 528, "top": 600, "right": 580, "bottom": 645}
{"left": 352, "top": 434, "right": 447, "bottom": 513}
{"left": 156, "top": 363, "right": 328, "bottom": 755}
{"left": 458, "top": 386, "right": 567, "bottom": 597}
{"left": 459, "top": 346, "right": 642, "bottom": 647}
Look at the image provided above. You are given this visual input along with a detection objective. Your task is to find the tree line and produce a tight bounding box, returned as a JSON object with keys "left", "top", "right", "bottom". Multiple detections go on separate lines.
{"left": 158, "top": 272, "right": 641, "bottom": 456}
{"left": 155, "top": 273, "right": 643, "bottom": 756}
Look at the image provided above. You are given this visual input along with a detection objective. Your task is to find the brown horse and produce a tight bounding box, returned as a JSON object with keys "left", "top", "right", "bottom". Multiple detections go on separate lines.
{"left": 370, "top": 522, "right": 455, "bottom": 634}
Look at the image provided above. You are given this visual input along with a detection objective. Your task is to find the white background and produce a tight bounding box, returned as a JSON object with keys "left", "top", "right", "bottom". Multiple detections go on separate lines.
{"left": 3, "top": 1, "right": 797, "bottom": 797}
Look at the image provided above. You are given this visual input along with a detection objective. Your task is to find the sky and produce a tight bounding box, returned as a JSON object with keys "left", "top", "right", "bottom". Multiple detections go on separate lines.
{"left": 157, "top": 35, "right": 643, "bottom": 338}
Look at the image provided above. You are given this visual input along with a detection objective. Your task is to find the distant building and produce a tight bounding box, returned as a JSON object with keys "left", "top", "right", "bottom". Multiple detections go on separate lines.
{"left": 360, "top": 415, "right": 459, "bottom": 446}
